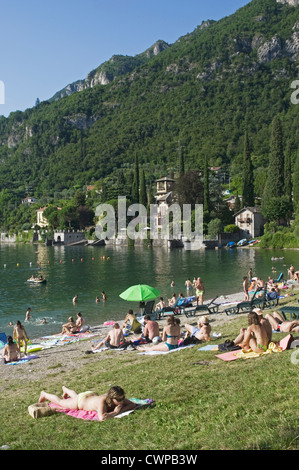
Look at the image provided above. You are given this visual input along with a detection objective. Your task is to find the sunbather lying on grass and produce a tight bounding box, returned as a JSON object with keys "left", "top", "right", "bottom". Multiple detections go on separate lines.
{"left": 38, "top": 385, "right": 136, "bottom": 421}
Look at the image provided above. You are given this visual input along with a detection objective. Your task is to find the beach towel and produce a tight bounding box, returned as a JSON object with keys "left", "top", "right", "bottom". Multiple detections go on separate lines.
{"left": 49, "top": 398, "right": 153, "bottom": 421}
{"left": 198, "top": 345, "right": 219, "bottom": 351}
{"left": 4, "top": 354, "right": 39, "bottom": 365}
{"left": 137, "top": 344, "right": 194, "bottom": 355}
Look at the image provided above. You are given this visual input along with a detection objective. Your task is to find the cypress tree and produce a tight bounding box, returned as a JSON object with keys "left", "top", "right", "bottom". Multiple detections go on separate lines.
{"left": 203, "top": 157, "right": 210, "bottom": 224}
{"left": 292, "top": 154, "right": 299, "bottom": 208}
{"left": 284, "top": 140, "right": 292, "bottom": 204}
{"left": 131, "top": 155, "right": 140, "bottom": 203}
{"left": 262, "top": 116, "right": 284, "bottom": 202}
{"left": 242, "top": 132, "right": 254, "bottom": 207}
{"left": 177, "top": 142, "right": 184, "bottom": 177}
{"left": 261, "top": 116, "right": 286, "bottom": 220}
{"left": 139, "top": 169, "right": 147, "bottom": 207}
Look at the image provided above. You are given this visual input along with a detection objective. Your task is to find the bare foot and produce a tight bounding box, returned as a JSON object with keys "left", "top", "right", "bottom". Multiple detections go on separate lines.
{"left": 38, "top": 391, "right": 46, "bottom": 403}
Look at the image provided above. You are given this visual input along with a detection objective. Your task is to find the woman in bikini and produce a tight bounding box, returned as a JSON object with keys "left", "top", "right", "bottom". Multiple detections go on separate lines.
{"left": 137, "top": 315, "right": 180, "bottom": 352}
{"left": 38, "top": 385, "right": 137, "bottom": 421}
{"left": 2, "top": 336, "right": 21, "bottom": 363}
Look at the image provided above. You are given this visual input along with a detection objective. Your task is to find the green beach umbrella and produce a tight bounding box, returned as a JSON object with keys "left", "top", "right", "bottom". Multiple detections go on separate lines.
{"left": 119, "top": 284, "right": 161, "bottom": 302}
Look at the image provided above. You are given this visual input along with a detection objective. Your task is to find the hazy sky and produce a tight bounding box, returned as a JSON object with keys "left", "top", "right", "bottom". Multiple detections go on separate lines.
{"left": 0, "top": 0, "right": 250, "bottom": 117}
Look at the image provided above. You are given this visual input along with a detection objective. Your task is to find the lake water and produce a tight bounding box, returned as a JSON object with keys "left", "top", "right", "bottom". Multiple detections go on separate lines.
{"left": 0, "top": 243, "right": 296, "bottom": 340}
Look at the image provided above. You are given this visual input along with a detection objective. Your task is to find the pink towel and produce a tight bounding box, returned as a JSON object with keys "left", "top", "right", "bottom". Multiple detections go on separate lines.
{"left": 49, "top": 398, "right": 153, "bottom": 421}
{"left": 49, "top": 403, "right": 100, "bottom": 420}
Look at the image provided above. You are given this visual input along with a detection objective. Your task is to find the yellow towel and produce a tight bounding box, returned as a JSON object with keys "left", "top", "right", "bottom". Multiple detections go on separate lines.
{"left": 236, "top": 342, "right": 282, "bottom": 359}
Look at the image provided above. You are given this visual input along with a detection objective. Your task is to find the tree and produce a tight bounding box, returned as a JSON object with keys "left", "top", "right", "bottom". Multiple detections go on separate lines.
{"left": 131, "top": 155, "right": 139, "bottom": 203}
{"left": 284, "top": 140, "right": 292, "bottom": 204}
{"left": 203, "top": 157, "right": 210, "bottom": 224}
{"left": 177, "top": 142, "right": 184, "bottom": 177}
{"left": 139, "top": 169, "right": 147, "bottom": 207}
{"left": 262, "top": 116, "right": 285, "bottom": 220}
{"left": 262, "top": 116, "right": 284, "bottom": 202}
{"left": 242, "top": 132, "right": 254, "bottom": 207}
{"left": 173, "top": 170, "right": 204, "bottom": 207}
{"left": 292, "top": 154, "right": 299, "bottom": 208}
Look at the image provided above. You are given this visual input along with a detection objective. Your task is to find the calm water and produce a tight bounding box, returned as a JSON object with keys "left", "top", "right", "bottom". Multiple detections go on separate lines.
{"left": 0, "top": 243, "right": 296, "bottom": 339}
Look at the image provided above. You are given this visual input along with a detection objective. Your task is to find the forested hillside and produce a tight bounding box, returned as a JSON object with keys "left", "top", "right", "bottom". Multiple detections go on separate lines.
{"left": 0, "top": 0, "right": 298, "bottom": 231}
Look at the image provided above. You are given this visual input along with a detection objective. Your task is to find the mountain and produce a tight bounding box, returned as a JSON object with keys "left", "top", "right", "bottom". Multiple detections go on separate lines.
{"left": 49, "top": 40, "right": 170, "bottom": 102}
{"left": 0, "top": 0, "right": 298, "bottom": 205}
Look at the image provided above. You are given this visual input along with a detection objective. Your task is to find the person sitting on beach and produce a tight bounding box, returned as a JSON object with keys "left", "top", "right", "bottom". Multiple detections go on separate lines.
{"left": 265, "top": 311, "right": 299, "bottom": 333}
{"left": 168, "top": 293, "right": 176, "bottom": 307}
{"left": 76, "top": 312, "right": 84, "bottom": 332}
{"left": 239, "top": 311, "right": 269, "bottom": 353}
{"left": 288, "top": 264, "right": 295, "bottom": 279}
{"left": 92, "top": 323, "right": 125, "bottom": 351}
{"left": 155, "top": 297, "right": 166, "bottom": 312}
{"left": 184, "top": 316, "right": 211, "bottom": 343}
{"left": 137, "top": 315, "right": 180, "bottom": 352}
{"left": 135, "top": 315, "right": 161, "bottom": 344}
{"left": 122, "top": 309, "right": 142, "bottom": 334}
{"left": 2, "top": 335, "right": 21, "bottom": 363}
{"left": 38, "top": 385, "right": 137, "bottom": 421}
{"left": 267, "top": 287, "right": 280, "bottom": 301}
{"left": 234, "top": 308, "right": 272, "bottom": 346}
{"left": 13, "top": 321, "right": 29, "bottom": 355}
{"left": 177, "top": 293, "right": 186, "bottom": 306}
{"left": 61, "top": 317, "right": 77, "bottom": 334}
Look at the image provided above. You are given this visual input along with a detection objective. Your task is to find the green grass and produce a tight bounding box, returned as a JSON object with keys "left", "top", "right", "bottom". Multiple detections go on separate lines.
{"left": 0, "top": 312, "right": 298, "bottom": 450}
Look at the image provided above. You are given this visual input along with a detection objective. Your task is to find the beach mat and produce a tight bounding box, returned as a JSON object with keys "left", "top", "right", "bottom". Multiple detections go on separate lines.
{"left": 4, "top": 354, "right": 39, "bottom": 365}
{"left": 137, "top": 344, "right": 194, "bottom": 355}
{"left": 49, "top": 398, "right": 153, "bottom": 421}
{"left": 198, "top": 345, "right": 219, "bottom": 351}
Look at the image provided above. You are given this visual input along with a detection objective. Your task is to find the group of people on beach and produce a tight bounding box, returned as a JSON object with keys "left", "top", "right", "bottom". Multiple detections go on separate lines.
{"left": 37, "top": 300, "right": 299, "bottom": 421}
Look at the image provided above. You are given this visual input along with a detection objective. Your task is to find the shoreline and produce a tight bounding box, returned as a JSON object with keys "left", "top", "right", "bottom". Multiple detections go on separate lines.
{"left": 1, "top": 284, "right": 297, "bottom": 388}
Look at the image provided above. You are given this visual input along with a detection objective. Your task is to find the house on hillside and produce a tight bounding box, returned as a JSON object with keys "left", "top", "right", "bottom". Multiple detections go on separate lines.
{"left": 22, "top": 196, "right": 37, "bottom": 205}
{"left": 155, "top": 177, "right": 175, "bottom": 230}
{"left": 36, "top": 207, "right": 48, "bottom": 228}
{"left": 234, "top": 207, "right": 265, "bottom": 239}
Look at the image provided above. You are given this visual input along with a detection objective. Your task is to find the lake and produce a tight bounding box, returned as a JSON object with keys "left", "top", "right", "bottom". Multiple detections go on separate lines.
{"left": 0, "top": 243, "right": 296, "bottom": 339}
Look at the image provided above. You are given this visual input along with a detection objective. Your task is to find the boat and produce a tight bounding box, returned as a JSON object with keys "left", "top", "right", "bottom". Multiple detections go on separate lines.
{"left": 248, "top": 239, "right": 260, "bottom": 246}
{"left": 27, "top": 277, "right": 47, "bottom": 284}
{"left": 226, "top": 241, "right": 236, "bottom": 248}
{"left": 237, "top": 239, "right": 248, "bottom": 247}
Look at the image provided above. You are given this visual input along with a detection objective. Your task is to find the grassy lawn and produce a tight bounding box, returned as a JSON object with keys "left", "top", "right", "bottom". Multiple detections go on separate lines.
{"left": 0, "top": 312, "right": 298, "bottom": 451}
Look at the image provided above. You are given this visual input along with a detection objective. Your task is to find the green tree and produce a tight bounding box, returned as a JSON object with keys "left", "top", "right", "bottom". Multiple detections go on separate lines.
{"left": 203, "top": 157, "right": 210, "bottom": 224}
{"left": 131, "top": 155, "right": 139, "bottom": 203}
{"left": 262, "top": 116, "right": 285, "bottom": 219}
{"left": 139, "top": 169, "right": 147, "bottom": 207}
{"left": 177, "top": 142, "right": 185, "bottom": 177}
{"left": 284, "top": 140, "right": 292, "bottom": 204}
{"left": 242, "top": 132, "right": 254, "bottom": 207}
{"left": 292, "top": 154, "right": 299, "bottom": 207}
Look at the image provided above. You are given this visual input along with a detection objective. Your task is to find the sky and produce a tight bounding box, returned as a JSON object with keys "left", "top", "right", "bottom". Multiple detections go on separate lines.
{"left": 0, "top": 0, "right": 250, "bottom": 117}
